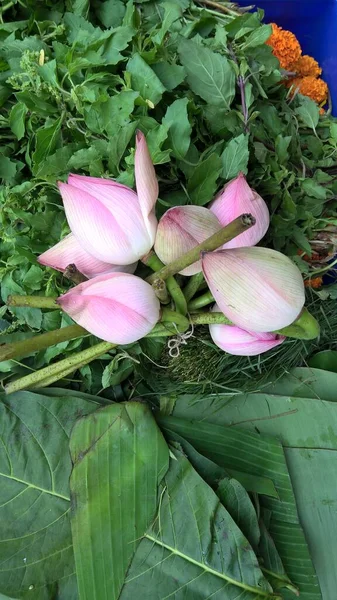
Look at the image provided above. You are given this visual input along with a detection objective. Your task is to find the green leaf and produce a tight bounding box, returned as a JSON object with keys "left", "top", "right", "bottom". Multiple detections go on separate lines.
{"left": 241, "top": 24, "right": 272, "bottom": 49}
{"left": 0, "top": 155, "right": 17, "bottom": 182}
{"left": 32, "top": 117, "right": 63, "bottom": 176}
{"left": 121, "top": 448, "right": 274, "bottom": 599}
{"left": 295, "top": 96, "right": 319, "bottom": 132}
{"left": 0, "top": 389, "right": 97, "bottom": 600}
{"left": 70, "top": 402, "right": 169, "bottom": 600}
{"left": 96, "top": 0, "right": 126, "bottom": 28}
{"left": 162, "top": 97, "right": 191, "bottom": 159}
{"left": 265, "top": 367, "right": 337, "bottom": 402}
{"left": 169, "top": 392, "right": 323, "bottom": 598}
{"left": 187, "top": 153, "right": 222, "bottom": 205}
{"left": 302, "top": 179, "right": 327, "bottom": 200}
{"left": 9, "top": 102, "right": 28, "bottom": 141}
{"left": 152, "top": 61, "right": 185, "bottom": 91}
{"left": 178, "top": 38, "right": 235, "bottom": 107}
{"left": 221, "top": 133, "right": 249, "bottom": 179}
{"left": 127, "top": 53, "right": 166, "bottom": 105}
{"left": 153, "top": 1, "right": 182, "bottom": 45}
{"left": 108, "top": 122, "right": 137, "bottom": 174}
{"left": 275, "top": 134, "right": 292, "bottom": 164}
{"left": 308, "top": 350, "right": 337, "bottom": 372}
{"left": 102, "top": 26, "right": 135, "bottom": 64}
{"left": 217, "top": 477, "right": 261, "bottom": 550}
{"left": 102, "top": 90, "right": 139, "bottom": 135}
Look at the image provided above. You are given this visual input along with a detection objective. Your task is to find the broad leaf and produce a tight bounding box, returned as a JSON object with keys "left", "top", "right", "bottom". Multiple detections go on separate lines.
{"left": 127, "top": 54, "right": 166, "bottom": 104}
{"left": 178, "top": 38, "right": 235, "bottom": 107}
{"left": 187, "top": 152, "right": 222, "bottom": 205}
{"left": 162, "top": 97, "right": 191, "bottom": 159}
{"left": 70, "top": 402, "right": 169, "bottom": 600}
{"left": 120, "top": 449, "right": 274, "bottom": 599}
{"left": 159, "top": 412, "right": 321, "bottom": 599}
{"left": 295, "top": 96, "right": 319, "bottom": 132}
{"left": 0, "top": 390, "right": 97, "bottom": 600}
{"left": 221, "top": 134, "right": 249, "bottom": 180}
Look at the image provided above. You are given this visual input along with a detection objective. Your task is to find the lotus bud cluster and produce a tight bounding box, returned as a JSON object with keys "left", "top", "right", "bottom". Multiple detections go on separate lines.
{"left": 38, "top": 133, "right": 309, "bottom": 357}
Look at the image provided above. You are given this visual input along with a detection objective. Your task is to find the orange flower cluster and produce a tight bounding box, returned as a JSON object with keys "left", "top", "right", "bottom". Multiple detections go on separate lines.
{"left": 286, "top": 76, "right": 328, "bottom": 105}
{"left": 266, "top": 23, "right": 328, "bottom": 107}
{"left": 266, "top": 23, "right": 301, "bottom": 70}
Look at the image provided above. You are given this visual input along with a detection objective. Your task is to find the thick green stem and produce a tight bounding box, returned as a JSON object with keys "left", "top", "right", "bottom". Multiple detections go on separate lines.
{"left": 183, "top": 272, "right": 205, "bottom": 303}
{"left": 146, "top": 214, "right": 255, "bottom": 283}
{"left": 161, "top": 308, "right": 189, "bottom": 330}
{"left": 143, "top": 252, "right": 187, "bottom": 314}
{"left": 0, "top": 324, "right": 88, "bottom": 361}
{"left": 188, "top": 291, "right": 215, "bottom": 311}
{"left": 7, "top": 295, "right": 59, "bottom": 309}
{"left": 190, "top": 312, "right": 231, "bottom": 325}
{"left": 5, "top": 341, "right": 115, "bottom": 395}
{"left": 152, "top": 278, "right": 170, "bottom": 304}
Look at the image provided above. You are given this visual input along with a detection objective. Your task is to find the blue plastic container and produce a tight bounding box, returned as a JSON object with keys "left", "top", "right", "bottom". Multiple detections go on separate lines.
{"left": 239, "top": 0, "right": 337, "bottom": 115}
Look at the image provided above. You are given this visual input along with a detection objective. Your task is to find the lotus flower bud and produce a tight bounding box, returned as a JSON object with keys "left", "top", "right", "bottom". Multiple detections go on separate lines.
{"left": 58, "top": 273, "right": 160, "bottom": 345}
{"left": 38, "top": 234, "right": 137, "bottom": 279}
{"left": 154, "top": 206, "right": 221, "bottom": 276}
{"left": 58, "top": 131, "right": 158, "bottom": 265}
{"left": 209, "top": 173, "right": 269, "bottom": 248}
{"left": 209, "top": 305, "right": 285, "bottom": 356}
{"left": 202, "top": 247, "right": 305, "bottom": 332}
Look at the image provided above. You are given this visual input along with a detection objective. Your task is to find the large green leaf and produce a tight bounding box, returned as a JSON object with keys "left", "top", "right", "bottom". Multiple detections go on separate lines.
{"left": 0, "top": 390, "right": 97, "bottom": 600}
{"left": 70, "top": 402, "right": 169, "bottom": 600}
{"left": 159, "top": 414, "right": 321, "bottom": 599}
{"left": 264, "top": 367, "right": 337, "bottom": 401}
{"left": 178, "top": 38, "right": 235, "bottom": 107}
{"left": 121, "top": 448, "right": 274, "bottom": 599}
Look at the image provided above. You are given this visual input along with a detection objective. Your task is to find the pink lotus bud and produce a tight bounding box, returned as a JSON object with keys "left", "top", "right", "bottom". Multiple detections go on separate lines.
{"left": 209, "top": 173, "right": 269, "bottom": 248}
{"left": 58, "top": 273, "right": 160, "bottom": 345}
{"left": 58, "top": 131, "right": 158, "bottom": 265}
{"left": 202, "top": 247, "right": 305, "bottom": 332}
{"left": 38, "top": 234, "right": 137, "bottom": 278}
{"left": 154, "top": 206, "right": 221, "bottom": 276}
{"left": 209, "top": 305, "right": 285, "bottom": 356}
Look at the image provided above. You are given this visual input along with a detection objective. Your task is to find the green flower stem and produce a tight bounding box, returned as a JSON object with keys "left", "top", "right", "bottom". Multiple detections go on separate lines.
{"left": 5, "top": 341, "right": 116, "bottom": 395}
{"left": 0, "top": 324, "right": 89, "bottom": 362}
{"left": 189, "top": 312, "right": 231, "bottom": 325}
{"left": 188, "top": 291, "right": 215, "bottom": 311}
{"left": 161, "top": 308, "right": 190, "bottom": 330}
{"left": 152, "top": 277, "right": 170, "bottom": 304}
{"left": 143, "top": 252, "right": 187, "bottom": 315}
{"left": 146, "top": 214, "right": 255, "bottom": 284}
{"left": 7, "top": 295, "right": 59, "bottom": 309}
{"left": 275, "top": 308, "right": 320, "bottom": 340}
{"left": 183, "top": 272, "right": 205, "bottom": 303}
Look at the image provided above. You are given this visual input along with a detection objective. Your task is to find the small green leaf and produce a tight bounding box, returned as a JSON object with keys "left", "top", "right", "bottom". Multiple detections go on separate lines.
{"left": 187, "top": 153, "right": 222, "bottom": 205}
{"left": 275, "top": 135, "right": 292, "bottom": 164}
{"left": 162, "top": 97, "right": 191, "bottom": 159}
{"left": 221, "top": 134, "right": 249, "bottom": 180}
{"left": 96, "top": 0, "right": 126, "bottom": 27}
{"left": 32, "top": 117, "right": 63, "bottom": 175}
{"left": 241, "top": 24, "right": 272, "bottom": 49}
{"left": 178, "top": 38, "right": 235, "bottom": 107}
{"left": 153, "top": 1, "right": 182, "bottom": 45}
{"left": 127, "top": 53, "right": 166, "bottom": 104}
{"left": 9, "top": 102, "right": 28, "bottom": 140}
{"left": 152, "top": 61, "right": 185, "bottom": 91}
{"left": 295, "top": 96, "right": 319, "bottom": 131}
{"left": 0, "top": 155, "right": 17, "bottom": 182}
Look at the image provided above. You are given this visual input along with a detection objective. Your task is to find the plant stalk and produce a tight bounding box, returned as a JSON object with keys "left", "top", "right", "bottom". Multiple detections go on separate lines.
{"left": 7, "top": 295, "right": 59, "bottom": 309}
{"left": 188, "top": 291, "right": 215, "bottom": 311}
{"left": 189, "top": 312, "right": 231, "bottom": 325}
{"left": 5, "top": 341, "right": 116, "bottom": 395}
{"left": 146, "top": 214, "right": 255, "bottom": 283}
{"left": 63, "top": 264, "right": 88, "bottom": 285}
{"left": 183, "top": 272, "right": 205, "bottom": 303}
{"left": 0, "top": 324, "right": 89, "bottom": 361}
{"left": 143, "top": 252, "right": 187, "bottom": 314}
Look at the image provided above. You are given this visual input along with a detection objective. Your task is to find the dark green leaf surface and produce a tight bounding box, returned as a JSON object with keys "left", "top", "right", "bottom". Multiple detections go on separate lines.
{"left": 178, "top": 38, "right": 236, "bottom": 107}
{"left": 70, "top": 402, "right": 169, "bottom": 600}
{"left": 0, "top": 390, "right": 97, "bottom": 600}
{"left": 121, "top": 449, "right": 274, "bottom": 600}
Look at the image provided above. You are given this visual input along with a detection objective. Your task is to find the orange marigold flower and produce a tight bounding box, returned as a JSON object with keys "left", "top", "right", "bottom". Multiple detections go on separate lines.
{"left": 266, "top": 23, "right": 302, "bottom": 70}
{"left": 304, "top": 277, "right": 323, "bottom": 289}
{"left": 287, "top": 76, "right": 328, "bottom": 104}
{"left": 292, "top": 55, "right": 322, "bottom": 78}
